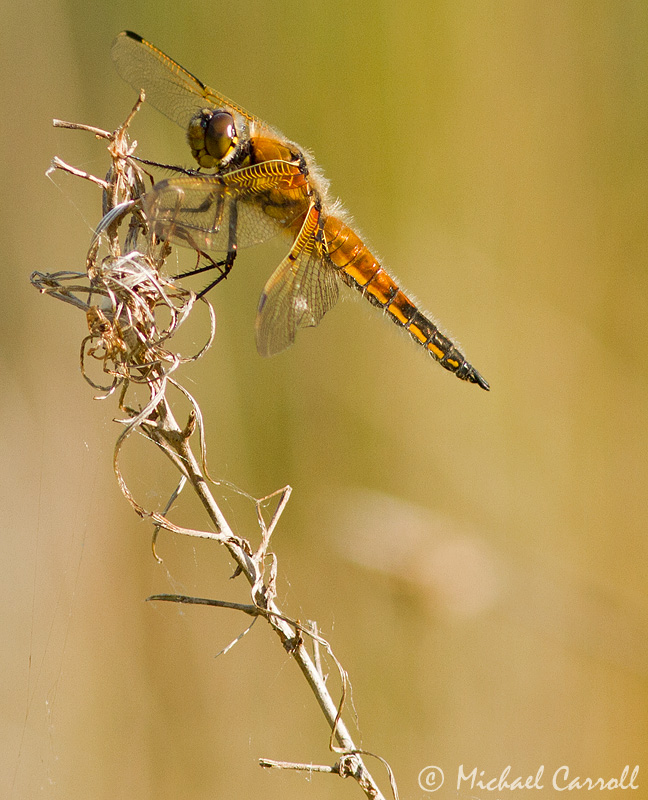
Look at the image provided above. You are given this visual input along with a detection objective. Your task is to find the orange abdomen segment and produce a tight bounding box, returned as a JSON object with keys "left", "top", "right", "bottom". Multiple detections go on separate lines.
{"left": 323, "top": 215, "right": 489, "bottom": 389}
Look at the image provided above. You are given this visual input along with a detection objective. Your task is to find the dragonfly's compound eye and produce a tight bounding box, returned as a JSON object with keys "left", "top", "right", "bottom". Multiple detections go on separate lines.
{"left": 204, "top": 110, "right": 237, "bottom": 161}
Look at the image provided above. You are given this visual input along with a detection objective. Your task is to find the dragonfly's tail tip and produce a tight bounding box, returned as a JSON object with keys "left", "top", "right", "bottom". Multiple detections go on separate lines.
{"left": 472, "top": 371, "right": 490, "bottom": 391}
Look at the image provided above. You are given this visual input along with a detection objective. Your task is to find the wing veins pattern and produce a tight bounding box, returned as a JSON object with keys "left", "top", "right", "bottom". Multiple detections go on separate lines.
{"left": 111, "top": 31, "right": 261, "bottom": 129}
{"left": 143, "top": 159, "right": 306, "bottom": 252}
{"left": 255, "top": 204, "right": 339, "bottom": 357}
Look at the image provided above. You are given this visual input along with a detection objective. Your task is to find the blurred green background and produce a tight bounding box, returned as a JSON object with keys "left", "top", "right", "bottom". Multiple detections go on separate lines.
{"left": 2, "top": 1, "right": 647, "bottom": 798}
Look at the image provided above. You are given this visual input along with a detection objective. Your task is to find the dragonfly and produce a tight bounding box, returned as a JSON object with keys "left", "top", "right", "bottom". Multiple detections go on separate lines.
{"left": 111, "top": 31, "right": 489, "bottom": 390}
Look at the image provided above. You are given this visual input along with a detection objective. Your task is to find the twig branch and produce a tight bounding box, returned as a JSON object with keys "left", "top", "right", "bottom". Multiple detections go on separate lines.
{"left": 147, "top": 595, "right": 259, "bottom": 615}
{"left": 260, "top": 759, "right": 339, "bottom": 773}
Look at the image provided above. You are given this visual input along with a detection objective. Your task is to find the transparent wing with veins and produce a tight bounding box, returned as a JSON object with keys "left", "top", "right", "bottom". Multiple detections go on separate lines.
{"left": 144, "top": 173, "right": 340, "bottom": 356}
{"left": 255, "top": 207, "right": 340, "bottom": 356}
{"left": 111, "top": 30, "right": 265, "bottom": 134}
{"left": 143, "top": 158, "right": 308, "bottom": 252}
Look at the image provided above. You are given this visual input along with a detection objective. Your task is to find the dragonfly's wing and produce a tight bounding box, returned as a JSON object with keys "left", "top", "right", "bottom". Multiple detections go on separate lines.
{"left": 111, "top": 31, "right": 262, "bottom": 131}
{"left": 255, "top": 208, "right": 340, "bottom": 356}
{"left": 143, "top": 159, "right": 307, "bottom": 251}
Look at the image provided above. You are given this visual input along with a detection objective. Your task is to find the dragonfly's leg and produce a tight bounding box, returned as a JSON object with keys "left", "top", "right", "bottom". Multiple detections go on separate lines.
{"left": 133, "top": 156, "right": 199, "bottom": 175}
{"left": 195, "top": 200, "right": 238, "bottom": 298}
{"left": 174, "top": 251, "right": 229, "bottom": 281}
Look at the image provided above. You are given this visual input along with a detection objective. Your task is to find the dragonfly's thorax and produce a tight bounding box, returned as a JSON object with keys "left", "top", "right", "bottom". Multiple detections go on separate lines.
{"left": 187, "top": 108, "right": 239, "bottom": 169}
{"left": 243, "top": 136, "right": 317, "bottom": 225}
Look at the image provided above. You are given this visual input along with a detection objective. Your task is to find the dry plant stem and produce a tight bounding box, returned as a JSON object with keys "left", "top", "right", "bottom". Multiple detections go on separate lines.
{"left": 142, "top": 391, "right": 389, "bottom": 800}
{"left": 49, "top": 155, "right": 110, "bottom": 190}
{"left": 117, "top": 368, "right": 391, "bottom": 797}
{"left": 259, "top": 759, "right": 339, "bottom": 773}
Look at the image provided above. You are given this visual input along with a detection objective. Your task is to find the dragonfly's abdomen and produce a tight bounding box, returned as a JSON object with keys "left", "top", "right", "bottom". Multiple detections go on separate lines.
{"left": 323, "top": 216, "right": 489, "bottom": 389}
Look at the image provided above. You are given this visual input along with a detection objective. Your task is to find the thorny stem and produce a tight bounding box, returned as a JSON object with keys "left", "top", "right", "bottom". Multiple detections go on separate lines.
{"left": 37, "top": 99, "right": 399, "bottom": 800}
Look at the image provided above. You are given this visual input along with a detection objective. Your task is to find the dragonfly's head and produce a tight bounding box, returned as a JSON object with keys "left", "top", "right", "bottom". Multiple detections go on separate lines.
{"left": 187, "top": 108, "right": 238, "bottom": 168}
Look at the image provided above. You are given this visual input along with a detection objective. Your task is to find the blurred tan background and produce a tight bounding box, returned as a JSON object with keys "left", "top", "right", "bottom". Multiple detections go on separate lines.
{"left": 2, "top": 1, "right": 647, "bottom": 798}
